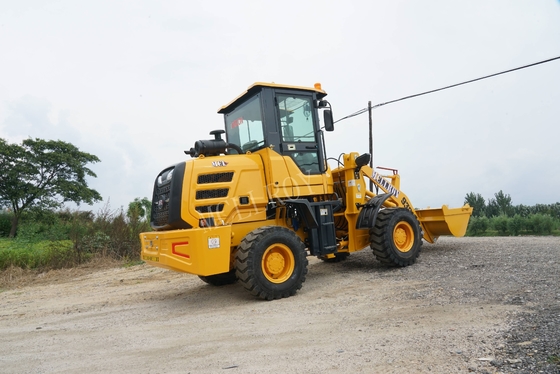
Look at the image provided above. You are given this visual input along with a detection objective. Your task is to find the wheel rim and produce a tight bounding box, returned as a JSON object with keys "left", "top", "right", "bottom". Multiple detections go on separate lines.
{"left": 393, "top": 221, "right": 414, "bottom": 252}
{"left": 261, "top": 243, "right": 295, "bottom": 283}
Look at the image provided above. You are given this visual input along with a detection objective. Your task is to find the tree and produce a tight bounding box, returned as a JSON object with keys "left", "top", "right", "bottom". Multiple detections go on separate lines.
{"left": 0, "top": 138, "right": 102, "bottom": 237}
{"left": 494, "top": 190, "right": 513, "bottom": 217}
{"left": 127, "top": 197, "right": 152, "bottom": 237}
{"left": 486, "top": 198, "right": 500, "bottom": 217}
{"left": 464, "top": 192, "right": 486, "bottom": 217}
{"left": 127, "top": 197, "right": 151, "bottom": 223}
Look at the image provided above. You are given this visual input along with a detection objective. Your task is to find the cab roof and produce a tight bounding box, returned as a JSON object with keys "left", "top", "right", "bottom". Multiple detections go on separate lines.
{"left": 218, "top": 82, "right": 327, "bottom": 114}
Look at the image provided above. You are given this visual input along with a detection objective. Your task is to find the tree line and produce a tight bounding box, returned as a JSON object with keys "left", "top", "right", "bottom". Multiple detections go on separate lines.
{"left": 464, "top": 191, "right": 560, "bottom": 236}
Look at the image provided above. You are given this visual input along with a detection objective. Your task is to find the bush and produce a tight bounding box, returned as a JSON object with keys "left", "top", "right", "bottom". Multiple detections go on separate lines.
{"left": 527, "top": 214, "right": 554, "bottom": 235}
{"left": 491, "top": 215, "right": 509, "bottom": 235}
{"left": 0, "top": 199, "right": 151, "bottom": 270}
{"left": 44, "top": 241, "right": 84, "bottom": 268}
{"left": 0, "top": 212, "right": 11, "bottom": 237}
{"left": 16, "top": 220, "right": 70, "bottom": 242}
{"left": 81, "top": 231, "right": 111, "bottom": 255}
{"left": 89, "top": 206, "right": 141, "bottom": 259}
{"left": 507, "top": 214, "right": 525, "bottom": 236}
{"left": 467, "top": 216, "right": 489, "bottom": 236}
{"left": 0, "top": 239, "right": 77, "bottom": 270}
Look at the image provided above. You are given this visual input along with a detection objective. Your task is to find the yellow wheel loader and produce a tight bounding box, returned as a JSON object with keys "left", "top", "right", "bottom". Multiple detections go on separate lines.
{"left": 140, "top": 82, "right": 472, "bottom": 300}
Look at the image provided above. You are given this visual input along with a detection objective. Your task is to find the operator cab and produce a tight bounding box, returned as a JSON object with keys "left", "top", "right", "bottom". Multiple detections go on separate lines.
{"left": 218, "top": 82, "right": 333, "bottom": 175}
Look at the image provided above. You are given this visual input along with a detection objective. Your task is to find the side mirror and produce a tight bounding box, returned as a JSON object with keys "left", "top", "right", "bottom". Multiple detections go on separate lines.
{"left": 323, "top": 110, "right": 334, "bottom": 132}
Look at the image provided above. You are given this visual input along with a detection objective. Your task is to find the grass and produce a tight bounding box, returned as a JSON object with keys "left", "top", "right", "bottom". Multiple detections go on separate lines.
{"left": 0, "top": 238, "right": 85, "bottom": 271}
{"left": 122, "top": 259, "right": 145, "bottom": 268}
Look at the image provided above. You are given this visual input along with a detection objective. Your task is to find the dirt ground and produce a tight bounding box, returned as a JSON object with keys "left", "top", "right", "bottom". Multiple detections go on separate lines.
{"left": 1, "top": 237, "right": 559, "bottom": 373}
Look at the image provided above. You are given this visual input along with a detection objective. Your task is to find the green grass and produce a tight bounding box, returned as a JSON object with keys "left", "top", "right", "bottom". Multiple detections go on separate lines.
{"left": 122, "top": 259, "right": 145, "bottom": 268}
{"left": 0, "top": 238, "right": 85, "bottom": 270}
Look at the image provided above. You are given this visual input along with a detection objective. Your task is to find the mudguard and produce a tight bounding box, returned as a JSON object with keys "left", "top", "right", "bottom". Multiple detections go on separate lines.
{"left": 355, "top": 193, "right": 392, "bottom": 229}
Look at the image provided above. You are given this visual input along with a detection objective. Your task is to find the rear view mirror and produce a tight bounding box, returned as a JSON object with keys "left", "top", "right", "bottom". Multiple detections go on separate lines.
{"left": 323, "top": 110, "right": 334, "bottom": 132}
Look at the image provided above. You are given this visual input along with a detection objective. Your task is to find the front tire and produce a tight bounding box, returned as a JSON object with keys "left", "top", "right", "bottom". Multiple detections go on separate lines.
{"left": 235, "top": 226, "right": 308, "bottom": 300}
{"left": 370, "top": 208, "right": 422, "bottom": 267}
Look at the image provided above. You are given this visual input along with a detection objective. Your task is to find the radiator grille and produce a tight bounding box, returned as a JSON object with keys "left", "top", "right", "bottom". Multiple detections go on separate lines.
{"left": 152, "top": 182, "right": 171, "bottom": 226}
{"left": 195, "top": 204, "right": 225, "bottom": 213}
{"left": 152, "top": 209, "right": 168, "bottom": 226}
{"left": 196, "top": 188, "right": 229, "bottom": 200}
{"left": 198, "top": 172, "right": 234, "bottom": 184}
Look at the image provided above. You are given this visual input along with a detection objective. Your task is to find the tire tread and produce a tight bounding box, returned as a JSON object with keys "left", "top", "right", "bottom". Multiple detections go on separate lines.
{"left": 235, "top": 226, "right": 308, "bottom": 300}
{"left": 369, "top": 209, "right": 423, "bottom": 267}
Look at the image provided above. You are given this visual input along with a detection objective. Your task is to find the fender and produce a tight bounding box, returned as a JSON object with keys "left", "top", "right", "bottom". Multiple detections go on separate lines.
{"left": 283, "top": 199, "right": 318, "bottom": 229}
{"left": 355, "top": 193, "right": 392, "bottom": 229}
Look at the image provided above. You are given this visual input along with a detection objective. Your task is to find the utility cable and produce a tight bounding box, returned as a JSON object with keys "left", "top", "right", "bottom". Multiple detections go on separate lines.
{"left": 334, "top": 55, "right": 560, "bottom": 124}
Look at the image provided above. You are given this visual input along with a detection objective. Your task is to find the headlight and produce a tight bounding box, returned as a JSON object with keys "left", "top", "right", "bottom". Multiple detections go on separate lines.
{"left": 157, "top": 168, "right": 174, "bottom": 186}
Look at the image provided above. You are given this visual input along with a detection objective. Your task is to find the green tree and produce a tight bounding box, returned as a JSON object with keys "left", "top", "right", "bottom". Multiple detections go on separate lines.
{"left": 507, "top": 214, "right": 525, "bottom": 236}
{"left": 486, "top": 198, "right": 500, "bottom": 217}
{"left": 127, "top": 197, "right": 151, "bottom": 223}
{"left": 467, "top": 216, "right": 489, "bottom": 236}
{"left": 494, "top": 190, "right": 513, "bottom": 217}
{"left": 464, "top": 192, "right": 486, "bottom": 217}
{"left": 492, "top": 215, "right": 509, "bottom": 235}
{"left": 127, "top": 197, "right": 152, "bottom": 243}
{"left": 0, "top": 138, "right": 102, "bottom": 237}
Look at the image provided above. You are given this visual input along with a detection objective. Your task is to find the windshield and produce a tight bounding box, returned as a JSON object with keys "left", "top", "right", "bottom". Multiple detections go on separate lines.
{"left": 224, "top": 94, "right": 265, "bottom": 153}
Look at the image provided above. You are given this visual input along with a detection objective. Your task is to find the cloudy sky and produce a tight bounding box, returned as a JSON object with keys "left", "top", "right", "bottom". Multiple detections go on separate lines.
{"left": 1, "top": 0, "right": 559, "bottom": 213}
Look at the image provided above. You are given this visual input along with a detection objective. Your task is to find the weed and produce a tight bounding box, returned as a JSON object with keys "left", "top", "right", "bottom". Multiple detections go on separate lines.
{"left": 123, "top": 259, "right": 145, "bottom": 268}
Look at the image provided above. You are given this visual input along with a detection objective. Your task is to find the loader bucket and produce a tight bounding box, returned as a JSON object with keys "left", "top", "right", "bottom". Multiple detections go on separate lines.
{"left": 415, "top": 205, "right": 473, "bottom": 243}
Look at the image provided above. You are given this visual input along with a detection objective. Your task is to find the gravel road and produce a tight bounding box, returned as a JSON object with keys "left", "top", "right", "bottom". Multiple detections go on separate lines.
{"left": 1, "top": 237, "right": 559, "bottom": 373}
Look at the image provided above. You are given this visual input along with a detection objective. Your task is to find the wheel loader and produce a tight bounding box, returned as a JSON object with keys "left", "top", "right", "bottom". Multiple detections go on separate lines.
{"left": 140, "top": 82, "right": 473, "bottom": 300}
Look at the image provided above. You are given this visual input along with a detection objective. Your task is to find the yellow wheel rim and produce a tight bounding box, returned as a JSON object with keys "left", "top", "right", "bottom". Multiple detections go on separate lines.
{"left": 262, "top": 243, "right": 295, "bottom": 283}
{"left": 393, "top": 221, "right": 414, "bottom": 252}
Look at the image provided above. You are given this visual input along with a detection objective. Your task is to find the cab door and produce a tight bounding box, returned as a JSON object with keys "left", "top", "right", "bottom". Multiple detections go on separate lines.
{"left": 275, "top": 93, "right": 328, "bottom": 196}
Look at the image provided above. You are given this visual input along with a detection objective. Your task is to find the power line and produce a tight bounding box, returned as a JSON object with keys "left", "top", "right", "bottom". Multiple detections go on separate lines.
{"left": 334, "top": 55, "right": 560, "bottom": 124}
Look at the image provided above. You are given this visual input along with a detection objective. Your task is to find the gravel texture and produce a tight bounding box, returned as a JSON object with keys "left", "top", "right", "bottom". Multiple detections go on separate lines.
{"left": 0, "top": 236, "right": 559, "bottom": 373}
{"left": 410, "top": 236, "right": 560, "bottom": 373}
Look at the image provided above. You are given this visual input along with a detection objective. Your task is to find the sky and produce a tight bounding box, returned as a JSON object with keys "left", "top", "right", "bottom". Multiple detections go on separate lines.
{"left": 1, "top": 0, "right": 559, "bottom": 214}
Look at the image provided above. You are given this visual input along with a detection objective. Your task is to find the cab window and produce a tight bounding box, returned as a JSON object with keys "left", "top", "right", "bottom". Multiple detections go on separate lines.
{"left": 278, "top": 95, "right": 315, "bottom": 142}
{"left": 224, "top": 94, "right": 265, "bottom": 153}
{"left": 277, "top": 94, "right": 320, "bottom": 174}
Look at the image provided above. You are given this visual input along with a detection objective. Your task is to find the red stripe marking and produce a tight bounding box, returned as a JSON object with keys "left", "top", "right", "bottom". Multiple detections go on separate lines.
{"left": 172, "top": 241, "right": 190, "bottom": 258}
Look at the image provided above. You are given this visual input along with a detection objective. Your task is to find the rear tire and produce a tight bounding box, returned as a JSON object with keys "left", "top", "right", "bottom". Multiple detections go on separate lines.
{"left": 370, "top": 208, "right": 422, "bottom": 267}
{"left": 198, "top": 269, "right": 237, "bottom": 286}
{"left": 235, "top": 226, "right": 308, "bottom": 300}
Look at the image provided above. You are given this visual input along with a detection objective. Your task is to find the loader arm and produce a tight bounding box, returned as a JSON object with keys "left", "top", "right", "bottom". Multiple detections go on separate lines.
{"left": 358, "top": 164, "right": 472, "bottom": 243}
